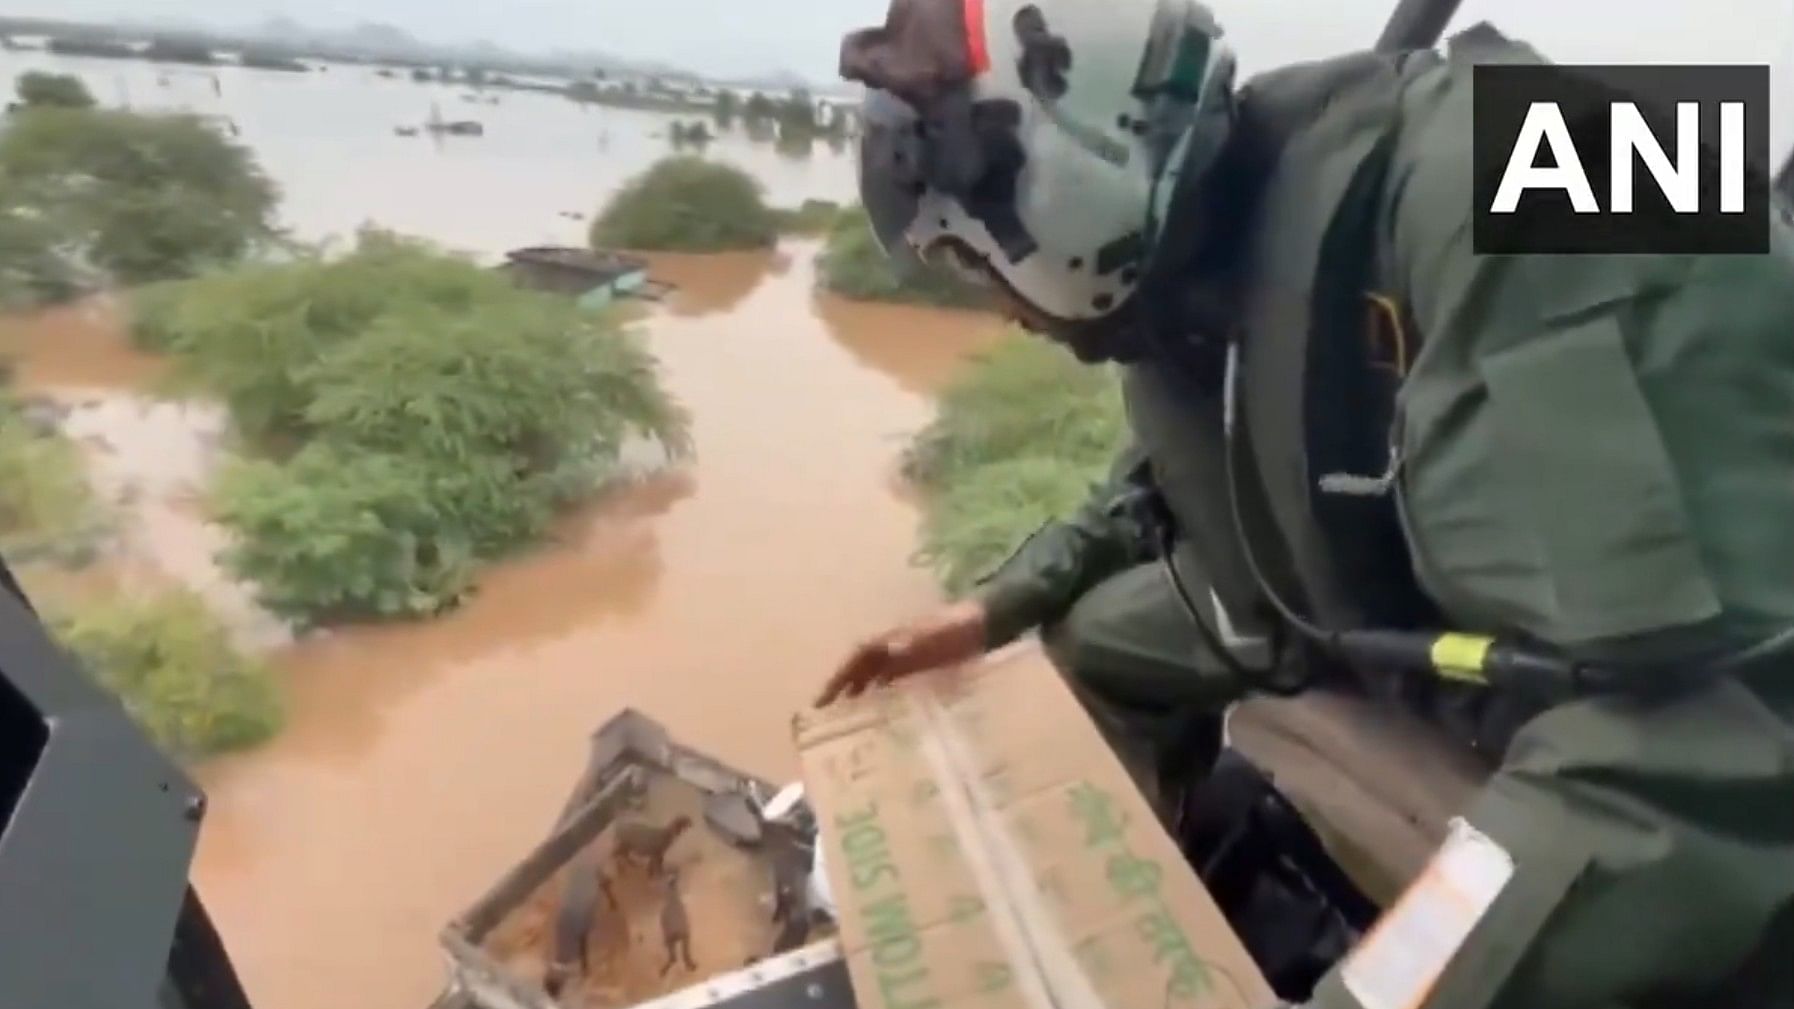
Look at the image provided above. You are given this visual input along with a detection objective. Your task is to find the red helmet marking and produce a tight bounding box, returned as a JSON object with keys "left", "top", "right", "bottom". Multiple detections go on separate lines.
{"left": 963, "top": 0, "right": 992, "bottom": 74}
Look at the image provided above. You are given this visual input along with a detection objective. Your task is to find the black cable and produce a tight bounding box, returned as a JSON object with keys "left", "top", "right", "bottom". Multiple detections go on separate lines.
{"left": 1213, "top": 342, "right": 1794, "bottom": 694}
{"left": 1156, "top": 523, "right": 1293, "bottom": 691}
{"left": 1217, "top": 346, "right": 1340, "bottom": 653}
{"left": 1705, "top": 625, "right": 1794, "bottom": 675}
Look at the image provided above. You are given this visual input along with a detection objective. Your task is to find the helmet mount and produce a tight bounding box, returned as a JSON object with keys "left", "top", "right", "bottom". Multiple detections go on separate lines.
{"left": 844, "top": 0, "right": 1237, "bottom": 349}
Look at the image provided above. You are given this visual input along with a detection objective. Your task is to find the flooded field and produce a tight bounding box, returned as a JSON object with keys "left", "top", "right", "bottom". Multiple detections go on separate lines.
{"left": 2, "top": 237, "right": 1002, "bottom": 1008}
{"left": 0, "top": 50, "right": 860, "bottom": 255}
{"left": 0, "top": 45, "right": 1011, "bottom": 1009}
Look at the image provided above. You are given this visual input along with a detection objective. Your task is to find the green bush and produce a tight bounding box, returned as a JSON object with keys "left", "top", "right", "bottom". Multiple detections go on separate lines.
{"left": 0, "top": 395, "right": 107, "bottom": 565}
{"left": 143, "top": 233, "right": 691, "bottom": 623}
{"left": 0, "top": 203, "right": 86, "bottom": 310}
{"left": 669, "top": 120, "right": 713, "bottom": 147}
{"left": 135, "top": 234, "right": 527, "bottom": 442}
{"left": 915, "top": 456, "right": 1115, "bottom": 596}
{"left": 124, "top": 278, "right": 190, "bottom": 352}
{"left": 591, "top": 156, "right": 778, "bottom": 252}
{"left": 775, "top": 198, "right": 842, "bottom": 235}
{"left": 239, "top": 50, "right": 308, "bottom": 73}
{"left": 212, "top": 446, "right": 476, "bottom": 621}
{"left": 14, "top": 71, "right": 95, "bottom": 109}
{"left": 817, "top": 206, "right": 987, "bottom": 308}
{"left": 49, "top": 588, "right": 282, "bottom": 758}
{"left": 906, "top": 336, "right": 1127, "bottom": 594}
{"left": 0, "top": 107, "right": 278, "bottom": 291}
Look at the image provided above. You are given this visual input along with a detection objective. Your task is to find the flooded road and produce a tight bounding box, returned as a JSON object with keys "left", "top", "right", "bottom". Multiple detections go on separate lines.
{"left": 8, "top": 252, "right": 1003, "bottom": 1009}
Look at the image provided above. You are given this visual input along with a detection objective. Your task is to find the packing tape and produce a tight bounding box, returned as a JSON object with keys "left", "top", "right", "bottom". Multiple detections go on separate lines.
{"left": 906, "top": 688, "right": 1109, "bottom": 1009}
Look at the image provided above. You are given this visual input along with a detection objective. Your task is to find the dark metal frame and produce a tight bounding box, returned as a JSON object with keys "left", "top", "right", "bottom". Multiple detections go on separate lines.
{"left": 1374, "top": 0, "right": 1466, "bottom": 53}
{"left": 0, "top": 560, "right": 253, "bottom": 1009}
{"left": 437, "top": 708, "right": 846, "bottom": 1009}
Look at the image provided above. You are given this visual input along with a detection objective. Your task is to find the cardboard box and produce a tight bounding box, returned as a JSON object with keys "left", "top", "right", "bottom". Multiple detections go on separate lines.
{"left": 793, "top": 646, "right": 1275, "bottom": 1009}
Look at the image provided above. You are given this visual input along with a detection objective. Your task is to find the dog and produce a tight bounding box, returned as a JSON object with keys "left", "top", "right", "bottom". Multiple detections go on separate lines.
{"left": 614, "top": 814, "right": 693, "bottom": 878}
{"left": 658, "top": 869, "right": 698, "bottom": 976}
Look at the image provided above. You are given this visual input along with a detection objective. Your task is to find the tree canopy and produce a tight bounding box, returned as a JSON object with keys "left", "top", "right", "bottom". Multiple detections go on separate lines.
{"left": 713, "top": 89, "right": 738, "bottom": 126}
{"left": 905, "top": 336, "right": 1127, "bottom": 594}
{"left": 50, "top": 588, "right": 282, "bottom": 758}
{"left": 0, "top": 108, "right": 279, "bottom": 292}
{"left": 817, "top": 206, "right": 988, "bottom": 308}
{"left": 592, "top": 156, "right": 778, "bottom": 252}
{"left": 135, "top": 233, "right": 690, "bottom": 623}
{"left": 14, "top": 71, "right": 95, "bottom": 109}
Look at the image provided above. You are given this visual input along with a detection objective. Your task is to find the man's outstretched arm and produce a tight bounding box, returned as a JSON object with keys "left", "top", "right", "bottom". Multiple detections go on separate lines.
{"left": 975, "top": 443, "right": 1163, "bottom": 647}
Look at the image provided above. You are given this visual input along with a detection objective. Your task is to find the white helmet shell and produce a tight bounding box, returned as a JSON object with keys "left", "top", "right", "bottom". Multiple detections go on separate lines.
{"left": 845, "top": 0, "right": 1234, "bottom": 330}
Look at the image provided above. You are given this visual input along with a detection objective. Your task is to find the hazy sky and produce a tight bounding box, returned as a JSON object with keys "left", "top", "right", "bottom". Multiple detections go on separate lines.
{"left": 15, "top": 0, "right": 1794, "bottom": 98}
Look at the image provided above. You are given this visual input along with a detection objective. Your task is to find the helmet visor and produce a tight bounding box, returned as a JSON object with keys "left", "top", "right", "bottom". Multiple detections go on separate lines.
{"left": 856, "top": 88, "right": 930, "bottom": 279}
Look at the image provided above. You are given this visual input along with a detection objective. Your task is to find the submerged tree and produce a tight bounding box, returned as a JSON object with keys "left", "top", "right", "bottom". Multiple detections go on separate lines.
{"left": 136, "top": 233, "right": 690, "bottom": 623}
{"left": 14, "top": 71, "right": 96, "bottom": 110}
{"left": 743, "top": 91, "right": 776, "bottom": 123}
{"left": 0, "top": 108, "right": 278, "bottom": 297}
{"left": 567, "top": 79, "right": 601, "bottom": 105}
{"left": 777, "top": 88, "right": 817, "bottom": 138}
{"left": 669, "top": 120, "right": 714, "bottom": 147}
{"left": 713, "top": 88, "right": 738, "bottom": 128}
{"left": 50, "top": 588, "right": 283, "bottom": 758}
{"left": 592, "top": 157, "right": 778, "bottom": 252}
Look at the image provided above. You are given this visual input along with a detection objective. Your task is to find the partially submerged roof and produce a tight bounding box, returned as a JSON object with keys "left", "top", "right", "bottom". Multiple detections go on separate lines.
{"left": 504, "top": 246, "right": 649, "bottom": 281}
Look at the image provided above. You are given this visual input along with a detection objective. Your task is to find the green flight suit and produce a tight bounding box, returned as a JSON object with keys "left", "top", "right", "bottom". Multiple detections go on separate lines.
{"left": 975, "top": 23, "right": 1794, "bottom": 1009}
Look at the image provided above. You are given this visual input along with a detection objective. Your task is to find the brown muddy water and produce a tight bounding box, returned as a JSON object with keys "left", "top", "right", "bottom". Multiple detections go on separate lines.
{"left": 3, "top": 249, "right": 1006, "bottom": 1009}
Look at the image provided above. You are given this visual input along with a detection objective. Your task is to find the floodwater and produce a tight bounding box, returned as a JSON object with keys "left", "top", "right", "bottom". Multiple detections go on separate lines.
{"left": 0, "top": 53, "right": 1007, "bottom": 1009}
{"left": 0, "top": 51, "right": 859, "bottom": 254}
{"left": 195, "top": 250, "right": 1002, "bottom": 1009}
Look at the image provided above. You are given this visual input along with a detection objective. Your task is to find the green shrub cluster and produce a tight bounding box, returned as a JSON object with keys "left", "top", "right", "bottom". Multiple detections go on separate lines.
{"left": 906, "top": 335, "right": 1127, "bottom": 595}
{"left": 0, "top": 205, "right": 85, "bottom": 310}
{"left": 50, "top": 587, "right": 283, "bottom": 758}
{"left": 817, "top": 206, "right": 987, "bottom": 309}
{"left": 668, "top": 120, "right": 713, "bottom": 147}
{"left": 774, "top": 198, "right": 841, "bottom": 235}
{"left": 591, "top": 156, "right": 778, "bottom": 252}
{"left": 0, "top": 105, "right": 278, "bottom": 304}
{"left": 14, "top": 71, "right": 96, "bottom": 110}
{"left": 0, "top": 393, "right": 107, "bottom": 565}
{"left": 135, "top": 232, "right": 691, "bottom": 623}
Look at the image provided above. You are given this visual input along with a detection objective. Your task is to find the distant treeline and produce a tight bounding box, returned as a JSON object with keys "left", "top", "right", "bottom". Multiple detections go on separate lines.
{"left": 44, "top": 37, "right": 136, "bottom": 60}
{"left": 0, "top": 14, "right": 666, "bottom": 82}
{"left": 240, "top": 50, "right": 309, "bottom": 73}
{"left": 40, "top": 36, "right": 307, "bottom": 72}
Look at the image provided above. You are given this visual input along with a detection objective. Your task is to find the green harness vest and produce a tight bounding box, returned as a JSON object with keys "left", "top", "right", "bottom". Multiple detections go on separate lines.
{"left": 1135, "top": 27, "right": 1794, "bottom": 693}
{"left": 1127, "top": 49, "right": 1431, "bottom": 649}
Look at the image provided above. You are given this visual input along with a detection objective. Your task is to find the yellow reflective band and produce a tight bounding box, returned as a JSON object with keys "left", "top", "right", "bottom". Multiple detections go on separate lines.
{"left": 1430, "top": 634, "right": 1493, "bottom": 683}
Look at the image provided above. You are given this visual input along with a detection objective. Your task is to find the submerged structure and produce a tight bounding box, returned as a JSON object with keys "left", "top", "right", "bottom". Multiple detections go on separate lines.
{"left": 498, "top": 247, "right": 669, "bottom": 310}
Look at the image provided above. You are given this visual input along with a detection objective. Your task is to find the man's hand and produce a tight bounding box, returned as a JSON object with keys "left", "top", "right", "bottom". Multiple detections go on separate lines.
{"left": 814, "top": 599, "right": 989, "bottom": 707}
